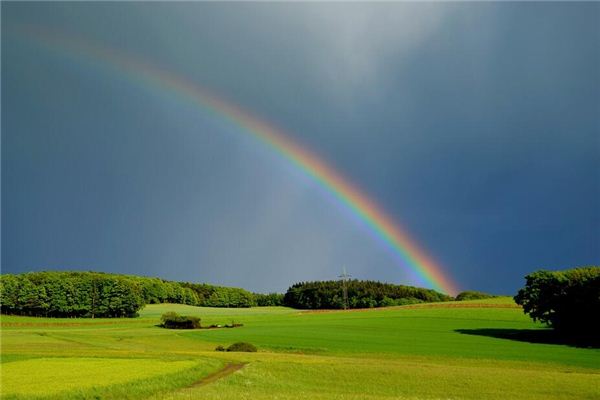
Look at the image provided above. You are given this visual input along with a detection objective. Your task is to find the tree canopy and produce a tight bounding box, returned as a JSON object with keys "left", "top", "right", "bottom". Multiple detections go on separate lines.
{"left": 455, "top": 290, "right": 496, "bottom": 301}
{"left": 283, "top": 279, "right": 452, "bottom": 309}
{"left": 0, "top": 271, "right": 257, "bottom": 317}
{"left": 514, "top": 266, "right": 600, "bottom": 336}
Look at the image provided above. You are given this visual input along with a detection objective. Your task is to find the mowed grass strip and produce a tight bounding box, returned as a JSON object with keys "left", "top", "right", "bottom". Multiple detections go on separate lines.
{"left": 0, "top": 357, "right": 223, "bottom": 400}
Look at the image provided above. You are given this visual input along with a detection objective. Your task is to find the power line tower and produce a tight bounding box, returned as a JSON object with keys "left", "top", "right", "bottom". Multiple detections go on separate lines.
{"left": 339, "top": 267, "right": 351, "bottom": 310}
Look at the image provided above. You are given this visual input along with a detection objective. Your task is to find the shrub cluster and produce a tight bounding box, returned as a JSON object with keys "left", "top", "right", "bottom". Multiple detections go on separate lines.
{"left": 216, "top": 342, "right": 257, "bottom": 352}
{"left": 283, "top": 279, "right": 452, "bottom": 309}
{"left": 514, "top": 266, "right": 600, "bottom": 335}
{"left": 455, "top": 291, "right": 496, "bottom": 301}
{"left": 160, "top": 312, "right": 201, "bottom": 329}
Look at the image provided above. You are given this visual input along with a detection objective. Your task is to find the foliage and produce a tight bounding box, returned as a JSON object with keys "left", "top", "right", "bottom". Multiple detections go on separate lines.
{"left": 0, "top": 271, "right": 144, "bottom": 318}
{"left": 0, "top": 271, "right": 260, "bottom": 318}
{"left": 179, "top": 282, "right": 256, "bottom": 308}
{"left": 214, "top": 345, "right": 226, "bottom": 352}
{"left": 1, "top": 272, "right": 454, "bottom": 316}
{"left": 253, "top": 292, "right": 285, "bottom": 306}
{"left": 455, "top": 290, "right": 496, "bottom": 301}
{"left": 160, "top": 312, "right": 201, "bottom": 329}
{"left": 514, "top": 266, "right": 600, "bottom": 335}
{"left": 283, "top": 279, "right": 451, "bottom": 309}
{"left": 226, "top": 342, "right": 257, "bottom": 352}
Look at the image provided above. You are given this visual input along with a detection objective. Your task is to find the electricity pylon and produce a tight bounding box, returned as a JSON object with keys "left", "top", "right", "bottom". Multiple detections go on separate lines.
{"left": 339, "top": 267, "right": 351, "bottom": 310}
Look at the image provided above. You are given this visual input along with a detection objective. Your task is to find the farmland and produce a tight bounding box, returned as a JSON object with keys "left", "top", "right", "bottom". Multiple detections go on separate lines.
{"left": 1, "top": 297, "right": 599, "bottom": 399}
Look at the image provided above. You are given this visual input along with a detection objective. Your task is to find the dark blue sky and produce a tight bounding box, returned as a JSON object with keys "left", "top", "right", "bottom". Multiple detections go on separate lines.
{"left": 2, "top": 2, "right": 599, "bottom": 294}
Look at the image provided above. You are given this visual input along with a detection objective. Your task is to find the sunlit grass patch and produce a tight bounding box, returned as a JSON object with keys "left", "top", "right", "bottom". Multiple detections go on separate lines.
{"left": 1, "top": 357, "right": 221, "bottom": 399}
{"left": 158, "top": 354, "right": 600, "bottom": 400}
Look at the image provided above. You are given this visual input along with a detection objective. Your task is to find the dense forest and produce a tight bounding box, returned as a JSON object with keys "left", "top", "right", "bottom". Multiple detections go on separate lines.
{"left": 0, "top": 271, "right": 258, "bottom": 317}
{"left": 283, "top": 279, "right": 452, "bottom": 309}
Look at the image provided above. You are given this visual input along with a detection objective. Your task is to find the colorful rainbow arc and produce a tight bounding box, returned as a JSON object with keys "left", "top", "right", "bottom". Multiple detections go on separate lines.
{"left": 18, "top": 26, "right": 458, "bottom": 295}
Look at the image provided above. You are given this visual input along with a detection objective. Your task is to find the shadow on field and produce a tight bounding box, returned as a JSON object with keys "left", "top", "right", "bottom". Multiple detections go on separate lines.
{"left": 455, "top": 328, "right": 600, "bottom": 349}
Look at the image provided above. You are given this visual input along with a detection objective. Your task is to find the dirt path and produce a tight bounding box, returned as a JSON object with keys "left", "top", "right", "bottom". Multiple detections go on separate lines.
{"left": 188, "top": 363, "right": 247, "bottom": 388}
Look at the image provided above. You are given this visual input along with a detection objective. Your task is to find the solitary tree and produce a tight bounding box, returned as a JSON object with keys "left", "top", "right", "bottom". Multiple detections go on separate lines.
{"left": 514, "top": 266, "right": 600, "bottom": 336}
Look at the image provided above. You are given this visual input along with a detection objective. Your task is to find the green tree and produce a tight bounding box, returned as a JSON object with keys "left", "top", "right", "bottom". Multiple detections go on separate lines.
{"left": 514, "top": 266, "right": 600, "bottom": 335}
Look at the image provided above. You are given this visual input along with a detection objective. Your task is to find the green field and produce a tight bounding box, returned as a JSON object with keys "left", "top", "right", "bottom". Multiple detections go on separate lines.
{"left": 1, "top": 298, "right": 599, "bottom": 399}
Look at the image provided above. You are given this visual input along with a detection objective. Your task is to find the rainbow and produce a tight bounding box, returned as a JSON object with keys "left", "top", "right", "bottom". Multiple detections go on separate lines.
{"left": 15, "top": 25, "right": 458, "bottom": 295}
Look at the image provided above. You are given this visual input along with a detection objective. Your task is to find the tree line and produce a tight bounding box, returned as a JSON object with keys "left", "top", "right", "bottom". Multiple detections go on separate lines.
{"left": 1, "top": 271, "right": 500, "bottom": 318}
{"left": 455, "top": 290, "right": 496, "bottom": 301}
{"left": 283, "top": 279, "right": 452, "bottom": 309}
{"left": 0, "top": 271, "right": 264, "bottom": 317}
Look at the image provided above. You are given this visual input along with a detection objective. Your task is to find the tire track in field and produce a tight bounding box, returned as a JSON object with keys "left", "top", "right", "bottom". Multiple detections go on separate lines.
{"left": 188, "top": 363, "right": 247, "bottom": 388}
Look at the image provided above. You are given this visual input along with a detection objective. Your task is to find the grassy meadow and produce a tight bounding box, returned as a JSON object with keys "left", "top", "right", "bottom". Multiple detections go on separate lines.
{"left": 1, "top": 297, "right": 599, "bottom": 399}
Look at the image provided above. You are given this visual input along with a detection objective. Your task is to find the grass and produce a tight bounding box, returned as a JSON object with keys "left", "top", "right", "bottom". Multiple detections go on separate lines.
{"left": 1, "top": 297, "right": 599, "bottom": 399}
{"left": 158, "top": 355, "right": 599, "bottom": 400}
{"left": 1, "top": 358, "right": 221, "bottom": 399}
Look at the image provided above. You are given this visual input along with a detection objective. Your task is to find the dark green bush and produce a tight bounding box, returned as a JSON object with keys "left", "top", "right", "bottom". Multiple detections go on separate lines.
{"left": 455, "top": 291, "right": 496, "bottom": 301}
{"left": 226, "top": 342, "right": 257, "bottom": 352}
{"left": 514, "top": 266, "right": 600, "bottom": 335}
{"left": 215, "top": 345, "right": 226, "bottom": 352}
{"left": 160, "top": 312, "right": 201, "bottom": 329}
